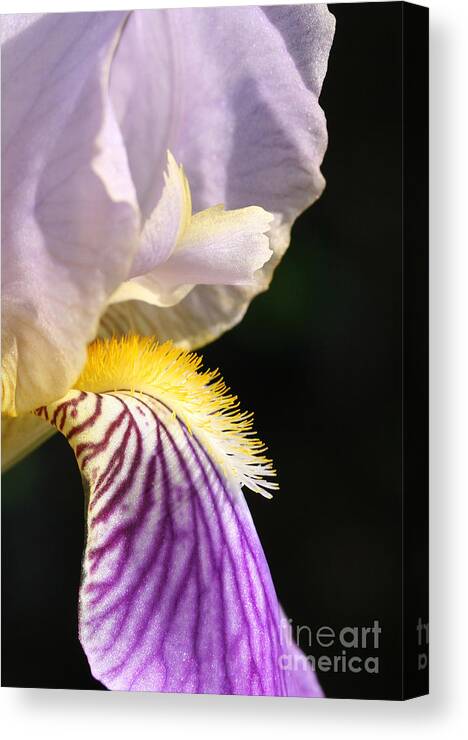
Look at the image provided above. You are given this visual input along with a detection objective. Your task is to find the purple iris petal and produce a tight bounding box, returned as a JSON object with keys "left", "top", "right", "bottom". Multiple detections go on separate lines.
{"left": 39, "top": 389, "right": 322, "bottom": 696}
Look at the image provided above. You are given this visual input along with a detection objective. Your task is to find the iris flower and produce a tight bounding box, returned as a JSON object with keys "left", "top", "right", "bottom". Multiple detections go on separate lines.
{"left": 1, "top": 7, "right": 334, "bottom": 695}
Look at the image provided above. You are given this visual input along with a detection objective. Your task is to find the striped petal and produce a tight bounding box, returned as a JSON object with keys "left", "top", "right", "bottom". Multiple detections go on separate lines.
{"left": 35, "top": 338, "right": 321, "bottom": 696}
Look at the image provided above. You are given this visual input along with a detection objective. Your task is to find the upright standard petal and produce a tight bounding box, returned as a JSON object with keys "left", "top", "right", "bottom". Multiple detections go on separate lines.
{"left": 36, "top": 337, "right": 321, "bottom": 696}
{"left": 101, "top": 5, "right": 335, "bottom": 349}
{"left": 1, "top": 12, "right": 139, "bottom": 415}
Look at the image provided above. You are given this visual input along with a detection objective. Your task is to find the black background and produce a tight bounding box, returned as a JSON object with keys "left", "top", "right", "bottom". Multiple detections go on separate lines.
{"left": 2, "top": 3, "right": 413, "bottom": 699}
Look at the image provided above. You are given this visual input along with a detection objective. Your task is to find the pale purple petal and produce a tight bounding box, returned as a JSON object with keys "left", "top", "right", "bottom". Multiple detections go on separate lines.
{"left": 126, "top": 152, "right": 188, "bottom": 280}
{"left": 144, "top": 206, "right": 272, "bottom": 293}
{"left": 1, "top": 13, "right": 139, "bottom": 414}
{"left": 112, "top": 153, "right": 274, "bottom": 309}
{"left": 38, "top": 389, "right": 321, "bottom": 696}
{"left": 0, "top": 13, "right": 43, "bottom": 44}
{"left": 108, "top": 11, "right": 171, "bottom": 221}
{"left": 114, "top": 204, "right": 273, "bottom": 309}
{"left": 100, "top": 4, "right": 335, "bottom": 349}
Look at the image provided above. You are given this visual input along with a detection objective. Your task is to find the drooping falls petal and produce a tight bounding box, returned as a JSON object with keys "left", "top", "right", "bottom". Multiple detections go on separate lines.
{"left": 35, "top": 337, "right": 321, "bottom": 696}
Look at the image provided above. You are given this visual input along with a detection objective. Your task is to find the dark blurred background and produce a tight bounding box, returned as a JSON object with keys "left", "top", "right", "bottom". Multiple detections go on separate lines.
{"left": 2, "top": 4, "right": 406, "bottom": 698}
